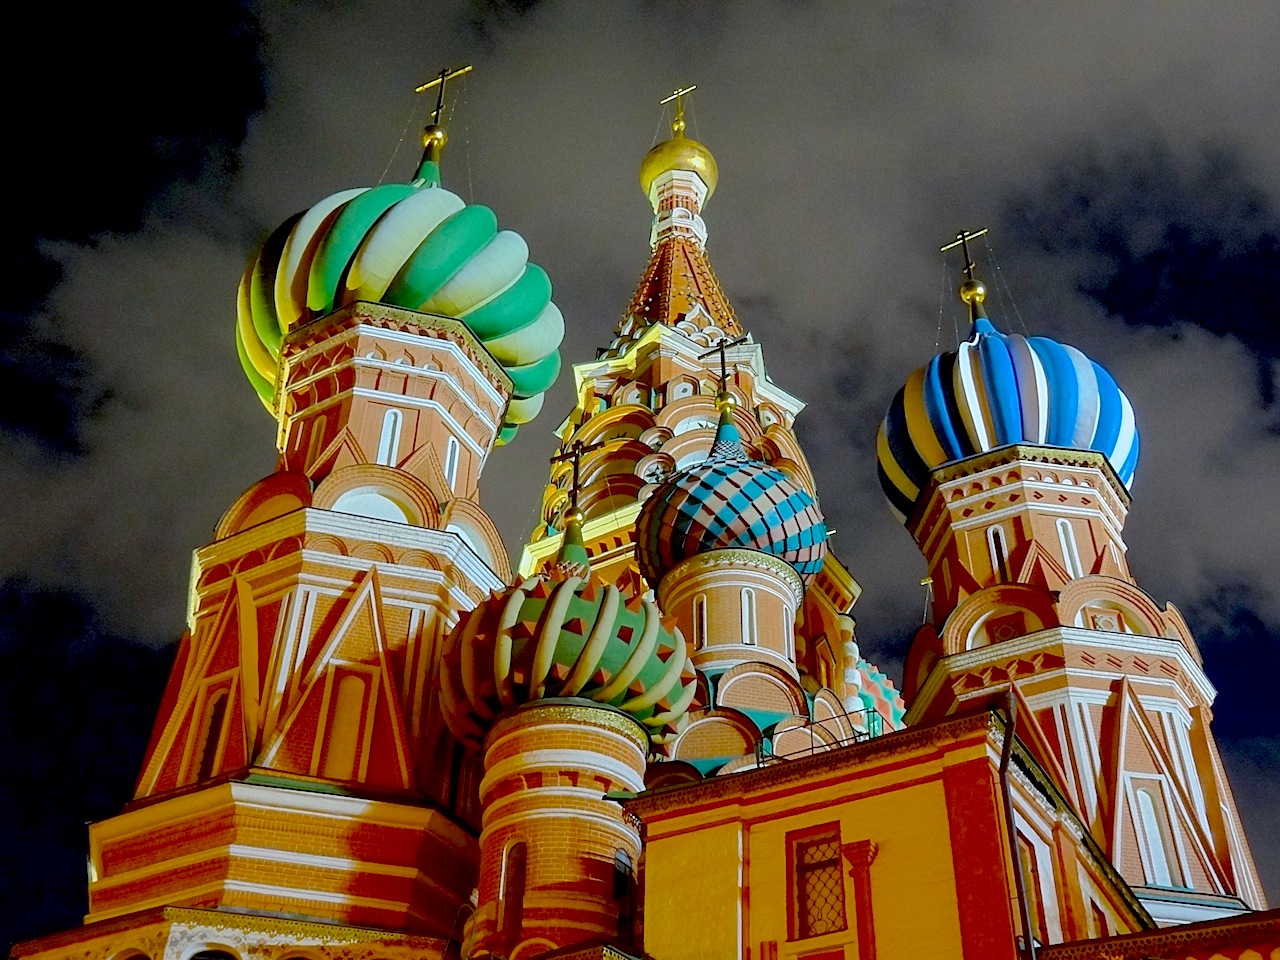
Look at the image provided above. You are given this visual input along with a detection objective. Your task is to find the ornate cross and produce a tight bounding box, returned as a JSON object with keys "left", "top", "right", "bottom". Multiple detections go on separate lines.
{"left": 940, "top": 227, "right": 989, "bottom": 280}
{"left": 415, "top": 64, "right": 474, "bottom": 125}
{"left": 699, "top": 335, "right": 749, "bottom": 391}
{"left": 660, "top": 84, "right": 698, "bottom": 129}
{"left": 550, "top": 438, "right": 607, "bottom": 515}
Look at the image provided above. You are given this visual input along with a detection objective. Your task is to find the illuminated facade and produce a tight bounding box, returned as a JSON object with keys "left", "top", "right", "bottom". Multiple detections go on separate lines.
{"left": 10, "top": 88, "right": 1279, "bottom": 960}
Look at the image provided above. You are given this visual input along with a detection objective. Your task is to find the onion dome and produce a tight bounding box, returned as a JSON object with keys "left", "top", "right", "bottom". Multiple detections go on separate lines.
{"left": 851, "top": 657, "right": 907, "bottom": 731}
{"left": 635, "top": 393, "right": 828, "bottom": 587}
{"left": 235, "top": 133, "right": 563, "bottom": 445}
{"left": 639, "top": 110, "right": 718, "bottom": 204}
{"left": 438, "top": 513, "right": 699, "bottom": 749}
{"left": 877, "top": 279, "right": 1139, "bottom": 523}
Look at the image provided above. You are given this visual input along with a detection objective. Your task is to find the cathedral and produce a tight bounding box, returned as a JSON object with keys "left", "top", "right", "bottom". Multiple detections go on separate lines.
{"left": 11, "top": 78, "right": 1280, "bottom": 960}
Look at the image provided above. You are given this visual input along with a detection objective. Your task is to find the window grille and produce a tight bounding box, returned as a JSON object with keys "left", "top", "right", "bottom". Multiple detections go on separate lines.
{"left": 789, "top": 825, "right": 846, "bottom": 939}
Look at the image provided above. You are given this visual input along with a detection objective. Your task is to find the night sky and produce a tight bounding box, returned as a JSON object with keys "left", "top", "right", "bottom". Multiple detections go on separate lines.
{"left": 4, "top": 1, "right": 1279, "bottom": 948}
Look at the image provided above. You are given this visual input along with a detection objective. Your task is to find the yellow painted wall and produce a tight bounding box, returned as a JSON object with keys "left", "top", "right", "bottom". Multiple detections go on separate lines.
{"left": 644, "top": 767, "right": 970, "bottom": 960}
{"left": 644, "top": 819, "right": 744, "bottom": 960}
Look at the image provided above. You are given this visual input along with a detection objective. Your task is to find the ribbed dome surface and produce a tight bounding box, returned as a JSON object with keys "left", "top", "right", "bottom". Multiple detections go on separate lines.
{"left": 877, "top": 317, "right": 1139, "bottom": 522}
{"left": 635, "top": 415, "right": 827, "bottom": 586}
{"left": 438, "top": 571, "right": 699, "bottom": 749}
{"left": 235, "top": 164, "right": 563, "bottom": 444}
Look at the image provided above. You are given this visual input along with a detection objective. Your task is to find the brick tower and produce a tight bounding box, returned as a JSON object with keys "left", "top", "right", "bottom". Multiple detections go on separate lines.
{"left": 438, "top": 513, "right": 699, "bottom": 958}
{"left": 28, "top": 96, "right": 568, "bottom": 960}
{"left": 877, "top": 244, "right": 1267, "bottom": 924}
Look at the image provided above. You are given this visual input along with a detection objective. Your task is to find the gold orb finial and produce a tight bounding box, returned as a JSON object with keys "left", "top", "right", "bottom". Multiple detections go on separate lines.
{"left": 421, "top": 124, "right": 447, "bottom": 151}
{"left": 562, "top": 504, "right": 584, "bottom": 526}
{"left": 715, "top": 389, "right": 737, "bottom": 414}
{"left": 959, "top": 278, "right": 986, "bottom": 306}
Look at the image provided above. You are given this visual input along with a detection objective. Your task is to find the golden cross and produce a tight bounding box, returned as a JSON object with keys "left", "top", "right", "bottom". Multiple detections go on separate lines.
{"left": 551, "top": 439, "right": 607, "bottom": 513}
{"left": 660, "top": 84, "right": 698, "bottom": 128}
{"left": 699, "top": 335, "right": 749, "bottom": 391}
{"left": 415, "top": 64, "right": 474, "bottom": 125}
{"left": 940, "top": 227, "right": 989, "bottom": 280}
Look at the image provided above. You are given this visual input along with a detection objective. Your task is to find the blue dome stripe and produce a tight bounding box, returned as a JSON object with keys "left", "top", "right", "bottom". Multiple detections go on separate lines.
{"left": 1091, "top": 361, "right": 1124, "bottom": 454}
{"left": 1118, "top": 430, "right": 1140, "bottom": 487}
{"left": 1028, "top": 337, "right": 1080, "bottom": 447}
{"left": 879, "top": 319, "right": 1140, "bottom": 524}
{"left": 923, "top": 355, "right": 965, "bottom": 461}
{"left": 979, "top": 333, "right": 1024, "bottom": 445}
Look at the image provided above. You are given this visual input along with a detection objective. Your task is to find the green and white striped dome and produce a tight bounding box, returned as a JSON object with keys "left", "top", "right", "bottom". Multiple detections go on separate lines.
{"left": 235, "top": 159, "right": 563, "bottom": 445}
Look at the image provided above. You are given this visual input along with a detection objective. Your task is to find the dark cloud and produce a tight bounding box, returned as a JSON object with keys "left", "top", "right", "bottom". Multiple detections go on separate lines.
{"left": 1007, "top": 143, "right": 1280, "bottom": 395}
{"left": 2, "top": 0, "right": 1278, "bottom": 933}
{"left": 0, "top": 582, "right": 170, "bottom": 950}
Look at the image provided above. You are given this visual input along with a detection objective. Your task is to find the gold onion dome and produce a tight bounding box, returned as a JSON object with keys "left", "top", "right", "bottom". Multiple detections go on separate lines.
{"left": 639, "top": 114, "right": 719, "bottom": 204}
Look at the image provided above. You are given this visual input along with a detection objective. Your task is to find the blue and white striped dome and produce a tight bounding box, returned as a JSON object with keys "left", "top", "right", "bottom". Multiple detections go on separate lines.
{"left": 877, "top": 317, "right": 1139, "bottom": 522}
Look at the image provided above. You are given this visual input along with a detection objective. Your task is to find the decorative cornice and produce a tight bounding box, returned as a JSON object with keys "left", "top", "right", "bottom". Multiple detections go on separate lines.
{"left": 283, "top": 300, "right": 512, "bottom": 394}
{"left": 485, "top": 698, "right": 652, "bottom": 754}
{"left": 1035, "top": 906, "right": 1280, "bottom": 959}
{"left": 908, "top": 444, "right": 1130, "bottom": 537}
{"left": 626, "top": 712, "right": 996, "bottom": 818}
{"left": 906, "top": 626, "right": 1216, "bottom": 724}
{"left": 657, "top": 547, "right": 805, "bottom": 607}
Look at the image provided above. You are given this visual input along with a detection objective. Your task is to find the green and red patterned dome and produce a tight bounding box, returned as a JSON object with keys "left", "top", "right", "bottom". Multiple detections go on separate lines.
{"left": 235, "top": 145, "right": 563, "bottom": 445}
{"left": 438, "top": 520, "right": 700, "bottom": 748}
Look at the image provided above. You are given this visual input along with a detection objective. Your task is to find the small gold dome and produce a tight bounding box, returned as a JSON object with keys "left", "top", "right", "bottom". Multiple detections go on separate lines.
{"left": 639, "top": 127, "right": 719, "bottom": 203}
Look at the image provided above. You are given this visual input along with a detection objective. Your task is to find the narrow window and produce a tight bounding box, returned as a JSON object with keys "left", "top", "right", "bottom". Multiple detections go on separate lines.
{"left": 321, "top": 674, "right": 366, "bottom": 781}
{"left": 741, "top": 588, "right": 757, "bottom": 645}
{"left": 788, "top": 824, "right": 846, "bottom": 940}
{"left": 1057, "top": 518, "right": 1083, "bottom": 579}
{"left": 444, "top": 435, "right": 460, "bottom": 490}
{"left": 614, "top": 848, "right": 634, "bottom": 939}
{"left": 307, "top": 414, "right": 329, "bottom": 468}
{"left": 783, "top": 604, "right": 794, "bottom": 659}
{"left": 693, "top": 594, "right": 707, "bottom": 650}
{"left": 376, "top": 408, "right": 402, "bottom": 466}
{"left": 498, "top": 841, "right": 527, "bottom": 949}
{"left": 988, "top": 524, "right": 1010, "bottom": 582}
{"left": 1017, "top": 834, "right": 1048, "bottom": 945}
{"left": 196, "top": 691, "right": 229, "bottom": 781}
{"left": 1136, "top": 787, "right": 1180, "bottom": 887}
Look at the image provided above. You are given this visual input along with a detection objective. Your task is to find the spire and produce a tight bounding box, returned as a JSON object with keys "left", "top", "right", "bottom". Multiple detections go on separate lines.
{"left": 413, "top": 64, "right": 473, "bottom": 186}
{"left": 940, "top": 227, "right": 991, "bottom": 329}
{"left": 607, "top": 88, "right": 741, "bottom": 352}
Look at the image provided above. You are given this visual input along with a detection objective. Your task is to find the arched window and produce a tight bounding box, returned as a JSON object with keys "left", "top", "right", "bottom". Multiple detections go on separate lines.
{"left": 376, "top": 408, "right": 403, "bottom": 466}
{"left": 987, "top": 525, "right": 1010, "bottom": 582}
{"left": 444, "top": 436, "right": 461, "bottom": 490}
{"left": 1057, "top": 518, "right": 1084, "bottom": 579}
{"left": 741, "top": 588, "right": 757, "bottom": 645}
{"left": 693, "top": 594, "right": 707, "bottom": 650}
{"left": 196, "top": 690, "right": 229, "bottom": 781}
{"left": 321, "top": 674, "right": 366, "bottom": 781}
{"left": 498, "top": 841, "right": 527, "bottom": 949}
{"left": 783, "top": 603, "right": 794, "bottom": 659}
{"left": 1136, "top": 787, "right": 1180, "bottom": 887}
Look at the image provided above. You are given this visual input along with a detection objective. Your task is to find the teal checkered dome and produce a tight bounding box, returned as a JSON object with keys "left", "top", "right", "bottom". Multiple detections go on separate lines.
{"left": 635, "top": 394, "right": 828, "bottom": 588}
